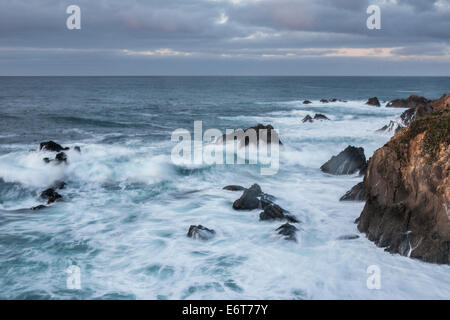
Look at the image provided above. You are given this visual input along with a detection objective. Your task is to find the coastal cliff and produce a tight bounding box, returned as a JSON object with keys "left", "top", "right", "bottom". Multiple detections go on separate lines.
{"left": 357, "top": 94, "right": 450, "bottom": 264}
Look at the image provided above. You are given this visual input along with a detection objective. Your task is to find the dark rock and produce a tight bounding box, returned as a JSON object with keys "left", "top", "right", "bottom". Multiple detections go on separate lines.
{"left": 259, "top": 204, "right": 299, "bottom": 223}
{"left": 55, "top": 152, "right": 67, "bottom": 164}
{"left": 302, "top": 115, "right": 313, "bottom": 123}
{"left": 366, "top": 97, "right": 381, "bottom": 107}
{"left": 303, "top": 100, "right": 312, "bottom": 104}
{"left": 39, "top": 141, "right": 69, "bottom": 152}
{"left": 340, "top": 182, "right": 367, "bottom": 201}
{"left": 376, "top": 121, "right": 404, "bottom": 134}
{"left": 223, "top": 185, "right": 246, "bottom": 191}
{"left": 387, "top": 94, "right": 430, "bottom": 108}
{"left": 232, "top": 184, "right": 262, "bottom": 210}
{"left": 31, "top": 205, "right": 47, "bottom": 211}
{"left": 320, "top": 99, "right": 329, "bottom": 103}
{"left": 43, "top": 157, "right": 51, "bottom": 164}
{"left": 40, "top": 188, "right": 62, "bottom": 204}
{"left": 320, "top": 146, "right": 367, "bottom": 175}
{"left": 219, "top": 123, "right": 283, "bottom": 146}
{"left": 330, "top": 98, "right": 338, "bottom": 102}
{"left": 73, "top": 146, "right": 81, "bottom": 153}
{"left": 313, "top": 114, "right": 330, "bottom": 121}
{"left": 276, "top": 223, "right": 298, "bottom": 241}
{"left": 187, "top": 225, "right": 216, "bottom": 240}
{"left": 337, "top": 234, "right": 360, "bottom": 240}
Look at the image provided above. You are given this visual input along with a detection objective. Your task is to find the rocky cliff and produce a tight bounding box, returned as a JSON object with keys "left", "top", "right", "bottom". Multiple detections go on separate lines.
{"left": 357, "top": 94, "right": 450, "bottom": 264}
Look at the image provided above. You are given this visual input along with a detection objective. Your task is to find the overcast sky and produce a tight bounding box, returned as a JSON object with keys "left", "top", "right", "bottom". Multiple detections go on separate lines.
{"left": 0, "top": 0, "right": 449, "bottom": 75}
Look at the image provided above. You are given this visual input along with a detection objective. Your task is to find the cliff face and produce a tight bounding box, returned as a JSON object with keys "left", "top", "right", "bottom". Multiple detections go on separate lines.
{"left": 357, "top": 94, "right": 450, "bottom": 264}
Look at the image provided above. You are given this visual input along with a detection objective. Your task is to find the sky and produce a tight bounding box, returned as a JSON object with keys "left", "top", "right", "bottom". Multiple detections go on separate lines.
{"left": 0, "top": 0, "right": 449, "bottom": 76}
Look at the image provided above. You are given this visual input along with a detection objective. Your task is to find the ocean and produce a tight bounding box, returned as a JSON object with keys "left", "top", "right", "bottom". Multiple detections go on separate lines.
{"left": 0, "top": 76, "right": 449, "bottom": 299}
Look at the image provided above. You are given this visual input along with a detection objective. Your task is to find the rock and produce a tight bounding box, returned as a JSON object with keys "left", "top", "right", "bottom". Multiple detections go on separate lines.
{"left": 320, "top": 99, "right": 329, "bottom": 103}
{"left": 303, "top": 100, "right": 312, "bottom": 104}
{"left": 43, "top": 157, "right": 51, "bottom": 164}
{"left": 55, "top": 152, "right": 67, "bottom": 164}
{"left": 430, "top": 93, "right": 450, "bottom": 112}
{"left": 302, "top": 115, "right": 313, "bottom": 123}
{"left": 187, "top": 225, "right": 216, "bottom": 240}
{"left": 219, "top": 123, "right": 283, "bottom": 146}
{"left": 40, "top": 188, "right": 62, "bottom": 204}
{"left": 387, "top": 94, "right": 430, "bottom": 108}
{"left": 313, "top": 114, "right": 330, "bottom": 121}
{"left": 31, "top": 205, "right": 47, "bottom": 211}
{"left": 223, "top": 185, "right": 246, "bottom": 191}
{"left": 39, "top": 141, "right": 69, "bottom": 152}
{"left": 366, "top": 97, "right": 380, "bottom": 107}
{"left": 259, "top": 204, "right": 299, "bottom": 223}
{"left": 330, "top": 98, "right": 338, "bottom": 102}
{"left": 320, "top": 146, "right": 367, "bottom": 175}
{"left": 276, "top": 223, "right": 298, "bottom": 241}
{"left": 232, "top": 184, "right": 263, "bottom": 210}
{"left": 357, "top": 96, "right": 450, "bottom": 264}
{"left": 340, "top": 182, "right": 367, "bottom": 201}
{"left": 337, "top": 234, "right": 359, "bottom": 240}
{"left": 52, "top": 181, "right": 66, "bottom": 190}
{"left": 73, "top": 146, "right": 81, "bottom": 153}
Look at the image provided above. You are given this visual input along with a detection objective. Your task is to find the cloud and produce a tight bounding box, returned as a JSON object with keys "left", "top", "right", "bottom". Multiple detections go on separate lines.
{"left": 0, "top": 0, "right": 448, "bottom": 75}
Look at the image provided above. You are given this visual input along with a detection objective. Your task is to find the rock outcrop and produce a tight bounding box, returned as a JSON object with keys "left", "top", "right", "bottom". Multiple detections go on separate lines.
{"left": 302, "top": 114, "right": 330, "bottom": 123}
{"left": 276, "top": 223, "right": 298, "bottom": 241}
{"left": 40, "top": 188, "right": 62, "bottom": 204}
{"left": 320, "top": 146, "right": 367, "bottom": 175}
{"left": 218, "top": 123, "right": 283, "bottom": 146}
{"left": 187, "top": 225, "right": 216, "bottom": 240}
{"left": 259, "top": 204, "right": 299, "bottom": 223}
{"left": 357, "top": 95, "right": 450, "bottom": 264}
{"left": 39, "top": 141, "right": 69, "bottom": 152}
{"left": 366, "top": 97, "right": 381, "bottom": 107}
{"left": 303, "top": 100, "right": 312, "bottom": 104}
{"left": 386, "top": 94, "right": 430, "bottom": 108}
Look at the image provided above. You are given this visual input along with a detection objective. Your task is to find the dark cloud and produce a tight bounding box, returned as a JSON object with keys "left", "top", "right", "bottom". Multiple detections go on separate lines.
{"left": 0, "top": 0, "right": 448, "bottom": 75}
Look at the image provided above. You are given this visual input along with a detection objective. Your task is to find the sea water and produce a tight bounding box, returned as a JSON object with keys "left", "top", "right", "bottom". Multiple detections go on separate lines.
{"left": 0, "top": 76, "right": 449, "bottom": 299}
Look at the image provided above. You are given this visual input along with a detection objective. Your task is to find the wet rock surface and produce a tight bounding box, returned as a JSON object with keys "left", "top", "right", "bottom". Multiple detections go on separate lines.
{"left": 320, "top": 146, "right": 367, "bottom": 175}
{"left": 187, "top": 225, "right": 216, "bottom": 240}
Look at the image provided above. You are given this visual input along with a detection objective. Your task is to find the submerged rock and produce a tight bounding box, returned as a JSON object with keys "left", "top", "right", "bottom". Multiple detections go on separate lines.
{"left": 187, "top": 225, "right": 216, "bottom": 240}
{"left": 276, "top": 223, "right": 298, "bottom": 241}
{"left": 340, "top": 182, "right": 367, "bottom": 201}
{"left": 337, "top": 234, "right": 360, "bottom": 240}
{"left": 366, "top": 97, "right": 381, "bottom": 107}
{"left": 31, "top": 205, "right": 47, "bottom": 211}
{"left": 313, "top": 114, "right": 330, "bottom": 121}
{"left": 40, "top": 188, "right": 62, "bottom": 204}
{"left": 320, "top": 146, "right": 367, "bottom": 175}
{"left": 39, "top": 141, "right": 69, "bottom": 152}
{"left": 259, "top": 204, "right": 299, "bottom": 223}
{"left": 73, "top": 146, "right": 81, "bottom": 153}
{"left": 357, "top": 95, "right": 450, "bottom": 264}
{"left": 320, "top": 99, "right": 329, "bottom": 103}
{"left": 223, "top": 185, "right": 246, "bottom": 191}
{"left": 303, "top": 100, "right": 312, "bottom": 104}
{"left": 55, "top": 152, "right": 67, "bottom": 163}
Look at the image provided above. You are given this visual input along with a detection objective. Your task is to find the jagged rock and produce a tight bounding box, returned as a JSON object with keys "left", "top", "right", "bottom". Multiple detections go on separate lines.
{"left": 187, "top": 225, "right": 216, "bottom": 240}
{"left": 387, "top": 94, "right": 430, "bottom": 108}
{"left": 337, "top": 234, "right": 360, "bottom": 240}
{"left": 232, "top": 184, "right": 263, "bottom": 210}
{"left": 340, "top": 182, "right": 367, "bottom": 201}
{"left": 218, "top": 123, "right": 283, "bottom": 146}
{"left": 320, "top": 99, "right": 329, "bottom": 103}
{"left": 40, "top": 188, "right": 62, "bottom": 204}
{"left": 39, "top": 141, "right": 69, "bottom": 152}
{"left": 223, "top": 185, "right": 246, "bottom": 191}
{"left": 303, "top": 100, "right": 312, "bottom": 104}
{"left": 320, "top": 146, "right": 367, "bottom": 175}
{"left": 259, "top": 204, "right": 299, "bottom": 223}
{"left": 31, "top": 205, "right": 47, "bottom": 211}
{"left": 313, "top": 114, "right": 330, "bottom": 121}
{"left": 302, "top": 115, "right": 313, "bottom": 123}
{"left": 366, "top": 97, "right": 381, "bottom": 107}
{"left": 357, "top": 96, "right": 450, "bottom": 264}
{"left": 276, "top": 223, "right": 298, "bottom": 241}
